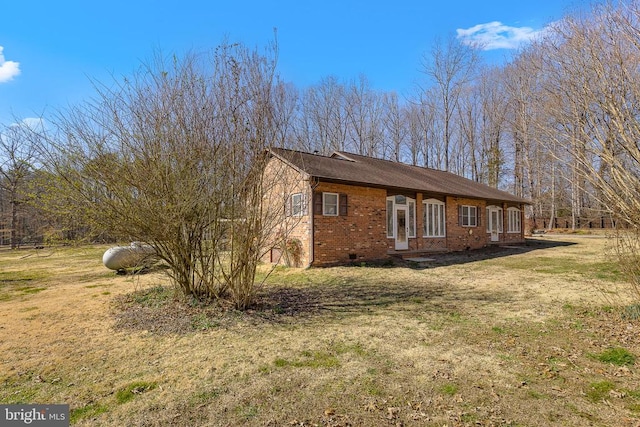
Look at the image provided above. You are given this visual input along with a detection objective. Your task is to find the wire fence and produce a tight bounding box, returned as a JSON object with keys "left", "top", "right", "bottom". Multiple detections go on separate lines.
{"left": 528, "top": 216, "right": 619, "bottom": 231}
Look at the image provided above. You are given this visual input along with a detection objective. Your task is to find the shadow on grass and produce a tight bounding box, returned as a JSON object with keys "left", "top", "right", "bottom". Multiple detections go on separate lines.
{"left": 401, "top": 237, "right": 577, "bottom": 269}
{"left": 113, "top": 238, "right": 569, "bottom": 333}
{"left": 256, "top": 278, "right": 445, "bottom": 317}
{"left": 255, "top": 261, "right": 521, "bottom": 322}
{"left": 113, "top": 273, "right": 514, "bottom": 332}
{"left": 255, "top": 279, "right": 514, "bottom": 321}
{"left": 253, "top": 238, "right": 571, "bottom": 321}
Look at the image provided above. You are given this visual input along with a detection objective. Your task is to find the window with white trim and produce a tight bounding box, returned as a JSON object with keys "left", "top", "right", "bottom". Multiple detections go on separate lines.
{"left": 290, "top": 193, "right": 305, "bottom": 217}
{"left": 323, "top": 193, "right": 339, "bottom": 216}
{"left": 408, "top": 199, "right": 416, "bottom": 238}
{"left": 386, "top": 199, "right": 394, "bottom": 238}
{"left": 423, "top": 199, "right": 446, "bottom": 237}
{"left": 507, "top": 207, "right": 521, "bottom": 233}
{"left": 460, "top": 205, "right": 477, "bottom": 227}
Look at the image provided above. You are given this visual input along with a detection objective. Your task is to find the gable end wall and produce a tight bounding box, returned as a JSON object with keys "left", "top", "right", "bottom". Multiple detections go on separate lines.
{"left": 261, "top": 157, "right": 312, "bottom": 267}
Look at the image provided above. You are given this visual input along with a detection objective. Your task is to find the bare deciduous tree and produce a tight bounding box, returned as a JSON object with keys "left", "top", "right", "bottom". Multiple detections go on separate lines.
{"left": 37, "top": 42, "right": 297, "bottom": 309}
{"left": 421, "top": 35, "right": 479, "bottom": 172}
{"left": 297, "top": 76, "right": 348, "bottom": 154}
{"left": 0, "top": 121, "right": 40, "bottom": 248}
{"left": 382, "top": 92, "right": 408, "bottom": 162}
{"left": 345, "top": 75, "right": 384, "bottom": 157}
{"left": 533, "top": 1, "right": 640, "bottom": 296}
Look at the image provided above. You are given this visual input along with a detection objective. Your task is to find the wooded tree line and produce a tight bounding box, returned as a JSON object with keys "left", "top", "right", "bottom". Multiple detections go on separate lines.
{"left": 244, "top": 1, "right": 640, "bottom": 231}
{"left": 2, "top": 1, "right": 640, "bottom": 303}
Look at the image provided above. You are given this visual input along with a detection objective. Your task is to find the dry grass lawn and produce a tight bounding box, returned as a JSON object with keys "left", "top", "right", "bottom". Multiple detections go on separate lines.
{"left": 1, "top": 234, "right": 640, "bottom": 426}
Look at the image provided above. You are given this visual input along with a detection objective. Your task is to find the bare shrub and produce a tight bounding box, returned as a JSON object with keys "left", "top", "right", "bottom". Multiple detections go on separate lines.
{"left": 35, "top": 40, "right": 298, "bottom": 309}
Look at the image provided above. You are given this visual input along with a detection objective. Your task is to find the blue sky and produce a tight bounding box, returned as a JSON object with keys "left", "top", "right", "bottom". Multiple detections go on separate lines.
{"left": 0, "top": 0, "right": 589, "bottom": 125}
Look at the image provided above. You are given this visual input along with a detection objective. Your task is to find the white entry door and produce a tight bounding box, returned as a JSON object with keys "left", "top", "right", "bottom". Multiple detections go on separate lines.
{"left": 490, "top": 209, "right": 500, "bottom": 242}
{"left": 395, "top": 206, "right": 409, "bottom": 250}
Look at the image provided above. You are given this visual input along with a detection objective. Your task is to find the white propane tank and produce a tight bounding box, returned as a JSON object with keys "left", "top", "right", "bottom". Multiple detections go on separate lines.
{"left": 102, "top": 242, "right": 156, "bottom": 271}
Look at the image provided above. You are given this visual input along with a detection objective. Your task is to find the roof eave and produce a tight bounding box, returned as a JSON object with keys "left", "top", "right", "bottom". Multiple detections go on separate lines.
{"left": 267, "top": 148, "right": 311, "bottom": 180}
{"left": 310, "top": 175, "right": 531, "bottom": 204}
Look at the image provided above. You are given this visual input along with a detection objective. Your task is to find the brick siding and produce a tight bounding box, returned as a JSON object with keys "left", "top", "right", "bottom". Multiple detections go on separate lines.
{"left": 260, "top": 157, "right": 312, "bottom": 267}
{"left": 312, "top": 182, "right": 388, "bottom": 266}
{"left": 262, "top": 158, "right": 526, "bottom": 267}
{"left": 444, "top": 196, "right": 487, "bottom": 251}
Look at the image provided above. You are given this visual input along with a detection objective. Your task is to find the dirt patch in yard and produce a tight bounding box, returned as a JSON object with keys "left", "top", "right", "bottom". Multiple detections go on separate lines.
{"left": 1, "top": 236, "right": 639, "bottom": 426}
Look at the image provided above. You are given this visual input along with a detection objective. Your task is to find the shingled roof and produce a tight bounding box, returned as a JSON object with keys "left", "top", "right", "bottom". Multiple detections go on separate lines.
{"left": 269, "top": 147, "right": 529, "bottom": 204}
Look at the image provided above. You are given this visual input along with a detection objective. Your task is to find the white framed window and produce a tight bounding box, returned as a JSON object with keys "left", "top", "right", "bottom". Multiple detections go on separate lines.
{"left": 290, "top": 193, "right": 305, "bottom": 217}
{"left": 460, "top": 205, "right": 477, "bottom": 227}
{"left": 408, "top": 199, "right": 416, "bottom": 238}
{"left": 423, "top": 199, "right": 446, "bottom": 237}
{"left": 507, "top": 207, "right": 521, "bottom": 233}
{"left": 323, "top": 192, "right": 339, "bottom": 216}
{"left": 387, "top": 195, "right": 416, "bottom": 238}
{"left": 386, "top": 198, "right": 394, "bottom": 238}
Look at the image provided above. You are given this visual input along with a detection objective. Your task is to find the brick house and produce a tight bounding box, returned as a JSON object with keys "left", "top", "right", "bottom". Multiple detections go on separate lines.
{"left": 264, "top": 147, "right": 529, "bottom": 267}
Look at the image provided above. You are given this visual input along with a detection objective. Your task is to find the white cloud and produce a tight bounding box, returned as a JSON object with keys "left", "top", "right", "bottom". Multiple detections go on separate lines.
{"left": 16, "top": 117, "right": 46, "bottom": 131}
{"left": 1, "top": 118, "right": 46, "bottom": 149}
{"left": 2, "top": 118, "right": 46, "bottom": 136}
{"left": 456, "top": 21, "right": 547, "bottom": 50}
{"left": 0, "top": 46, "right": 21, "bottom": 83}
